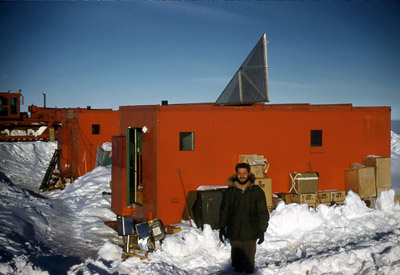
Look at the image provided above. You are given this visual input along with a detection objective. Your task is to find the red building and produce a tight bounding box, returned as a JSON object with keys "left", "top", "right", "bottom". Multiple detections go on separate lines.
{"left": 58, "top": 107, "right": 119, "bottom": 178}
{"left": 111, "top": 103, "right": 391, "bottom": 225}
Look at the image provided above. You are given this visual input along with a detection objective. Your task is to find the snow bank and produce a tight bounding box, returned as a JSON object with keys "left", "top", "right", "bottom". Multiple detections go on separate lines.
{"left": 48, "top": 165, "right": 116, "bottom": 250}
{"left": 0, "top": 141, "right": 57, "bottom": 191}
{"left": 0, "top": 182, "right": 50, "bottom": 245}
{"left": 0, "top": 163, "right": 116, "bottom": 273}
{"left": 375, "top": 189, "right": 396, "bottom": 210}
{"left": 0, "top": 179, "right": 83, "bottom": 274}
{"left": 69, "top": 188, "right": 400, "bottom": 275}
{"left": 76, "top": 223, "right": 231, "bottom": 274}
{"left": 256, "top": 190, "right": 400, "bottom": 274}
{"left": 0, "top": 255, "right": 49, "bottom": 275}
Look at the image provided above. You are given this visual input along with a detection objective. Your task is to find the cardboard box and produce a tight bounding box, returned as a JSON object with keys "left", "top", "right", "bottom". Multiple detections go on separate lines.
{"left": 276, "top": 193, "right": 317, "bottom": 207}
{"left": 289, "top": 172, "right": 318, "bottom": 194}
{"left": 283, "top": 193, "right": 295, "bottom": 204}
{"left": 317, "top": 191, "right": 331, "bottom": 203}
{"left": 250, "top": 165, "right": 265, "bottom": 179}
{"left": 284, "top": 193, "right": 295, "bottom": 204}
{"left": 345, "top": 167, "right": 376, "bottom": 198}
{"left": 238, "top": 154, "right": 269, "bottom": 178}
{"left": 274, "top": 193, "right": 294, "bottom": 204}
{"left": 362, "top": 156, "right": 391, "bottom": 188}
{"left": 166, "top": 225, "right": 182, "bottom": 235}
{"left": 331, "top": 190, "right": 346, "bottom": 202}
{"left": 255, "top": 178, "right": 273, "bottom": 207}
{"left": 291, "top": 193, "right": 317, "bottom": 204}
{"left": 238, "top": 154, "right": 266, "bottom": 166}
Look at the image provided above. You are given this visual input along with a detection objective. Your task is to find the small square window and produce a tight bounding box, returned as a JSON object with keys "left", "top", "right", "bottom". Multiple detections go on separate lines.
{"left": 180, "top": 132, "right": 194, "bottom": 151}
{"left": 311, "top": 130, "right": 322, "bottom": 147}
{"left": 92, "top": 124, "right": 100, "bottom": 135}
{"left": 0, "top": 97, "right": 8, "bottom": 106}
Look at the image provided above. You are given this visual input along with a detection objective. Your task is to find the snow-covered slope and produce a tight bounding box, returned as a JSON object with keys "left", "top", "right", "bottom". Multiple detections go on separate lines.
{"left": 0, "top": 133, "right": 400, "bottom": 274}
{"left": 0, "top": 144, "right": 116, "bottom": 274}
{"left": 0, "top": 141, "right": 57, "bottom": 191}
{"left": 47, "top": 165, "right": 116, "bottom": 253}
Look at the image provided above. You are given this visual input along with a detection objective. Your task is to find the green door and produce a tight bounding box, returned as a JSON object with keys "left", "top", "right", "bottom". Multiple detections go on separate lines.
{"left": 126, "top": 128, "right": 143, "bottom": 205}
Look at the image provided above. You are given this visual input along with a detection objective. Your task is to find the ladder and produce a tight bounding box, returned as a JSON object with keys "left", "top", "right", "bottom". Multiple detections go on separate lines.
{"left": 40, "top": 149, "right": 61, "bottom": 191}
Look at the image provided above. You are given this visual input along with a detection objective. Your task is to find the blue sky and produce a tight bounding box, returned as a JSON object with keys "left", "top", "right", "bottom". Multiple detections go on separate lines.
{"left": 1, "top": 1, "right": 399, "bottom": 119}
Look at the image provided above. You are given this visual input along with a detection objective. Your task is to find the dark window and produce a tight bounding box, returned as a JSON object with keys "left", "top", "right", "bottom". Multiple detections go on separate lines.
{"left": 92, "top": 124, "right": 100, "bottom": 135}
{"left": 311, "top": 130, "right": 322, "bottom": 147}
{"left": 11, "top": 98, "right": 18, "bottom": 114}
{"left": 0, "top": 107, "right": 8, "bottom": 116}
{"left": 180, "top": 132, "right": 194, "bottom": 151}
{"left": 0, "top": 97, "right": 7, "bottom": 106}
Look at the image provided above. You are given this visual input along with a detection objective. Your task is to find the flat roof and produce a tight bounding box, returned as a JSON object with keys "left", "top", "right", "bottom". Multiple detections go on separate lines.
{"left": 119, "top": 102, "right": 391, "bottom": 113}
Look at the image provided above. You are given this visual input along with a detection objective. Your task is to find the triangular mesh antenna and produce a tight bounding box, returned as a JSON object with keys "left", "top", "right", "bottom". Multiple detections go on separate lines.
{"left": 216, "top": 33, "right": 269, "bottom": 106}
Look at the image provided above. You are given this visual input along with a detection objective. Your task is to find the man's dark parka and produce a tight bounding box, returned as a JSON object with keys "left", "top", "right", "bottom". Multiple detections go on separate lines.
{"left": 219, "top": 174, "right": 269, "bottom": 241}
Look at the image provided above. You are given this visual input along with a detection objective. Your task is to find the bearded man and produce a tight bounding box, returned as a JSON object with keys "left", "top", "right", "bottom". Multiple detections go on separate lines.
{"left": 219, "top": 163, "right": 269, "bottom": 274}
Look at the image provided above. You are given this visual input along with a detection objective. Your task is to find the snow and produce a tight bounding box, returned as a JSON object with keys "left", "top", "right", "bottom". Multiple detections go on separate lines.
{"left": 0, "top": 126, "right": 48, "bottom": 137}
{"left": 197, "top": 185, "right": 228, "bottom": 190}
{"left": 0, "top": 141, "right": 57, "bottom": 191}
{"left": 0, "top": 132, "right": 400, "bottom": 274}
{"left": 391, "top": 131, "right": 400, "bottom": 195}
{"left": 102, "top": 142, "right": 112, "bottom": 152}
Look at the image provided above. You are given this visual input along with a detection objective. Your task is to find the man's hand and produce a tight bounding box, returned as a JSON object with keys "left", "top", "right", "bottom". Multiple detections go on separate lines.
{"left": 219, "top": 228, "right": 226, "bottom": 243}
{"left": 257, "top": 233, "right": 264, "bottom": 245}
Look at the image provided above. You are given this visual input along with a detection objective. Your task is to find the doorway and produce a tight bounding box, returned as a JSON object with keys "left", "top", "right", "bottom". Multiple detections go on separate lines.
{"left": 127, "top": 128, "right": 143, "bottom": 205}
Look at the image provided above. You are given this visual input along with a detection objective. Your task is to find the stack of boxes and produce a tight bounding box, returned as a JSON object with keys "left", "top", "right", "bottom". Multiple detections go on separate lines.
{"left": 316, "top": 190, "right": 331, "bottom": 206}
{"left": 316, "top": 190, "right": 346, "bottom": 206}
{"left": 331, "top": 190, "right": 346, "bottom": 204}
{"left": 345, "top": 156, "right": 391, "bottom": 208}
{"left": 274, "top": 156, "right": 390, "bottom": 209}
{"left": 345, "top": 165, "right": 376, "bottom": 203}
{"left": 239, "top": 154, "right": 273, "bottom": 211}
{"left": 362, "top": 156, "right": 391, "bottom": 195}
{"left": 273, "top": 173, "right": 346, "bottom": 208}
{"left": 289, "top": 172, "right": 319, "bottom": 207}
{"left": 238, "top": 155, "right": 391, "bottom": 210}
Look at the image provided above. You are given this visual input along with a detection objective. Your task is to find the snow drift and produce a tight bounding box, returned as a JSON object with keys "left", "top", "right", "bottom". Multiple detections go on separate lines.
{"left": 0, "top": 131, "right": 400, "bottom": 274}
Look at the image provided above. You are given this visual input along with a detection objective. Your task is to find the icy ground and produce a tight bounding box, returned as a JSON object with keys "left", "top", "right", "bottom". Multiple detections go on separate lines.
{"left": 0, "top": 132, "right": 400, "bottom": 274}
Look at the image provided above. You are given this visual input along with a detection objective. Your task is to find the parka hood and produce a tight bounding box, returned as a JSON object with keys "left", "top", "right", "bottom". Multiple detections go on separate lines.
{"left": 227, "top": 173, "right": 256, "bottom": 189}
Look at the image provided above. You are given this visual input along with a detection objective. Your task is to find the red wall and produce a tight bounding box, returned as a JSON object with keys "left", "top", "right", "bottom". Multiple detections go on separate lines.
{"left": 113, "top": 106, "right": 159, "bottom": 220}
{"left": 59, "top": 108, "right": 119, "bottom": 178}
{"left": 113, "top": 103, "right": 391, "bottom": 225}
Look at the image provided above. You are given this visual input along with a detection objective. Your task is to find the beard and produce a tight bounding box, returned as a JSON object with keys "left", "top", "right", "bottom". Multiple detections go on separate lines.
{"left": 237, "top": 176, "right": 249, "bottom": 185}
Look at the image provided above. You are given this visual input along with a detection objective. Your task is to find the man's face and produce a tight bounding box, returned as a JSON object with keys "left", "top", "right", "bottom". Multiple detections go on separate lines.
{"left": 236, "top": 168, "right": 250, "bottom": 184}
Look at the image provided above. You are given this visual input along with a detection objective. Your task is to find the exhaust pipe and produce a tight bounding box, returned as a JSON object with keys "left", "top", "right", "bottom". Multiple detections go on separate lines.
{"left": 42, "top": 93, "right": 46, "bottom": 108}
